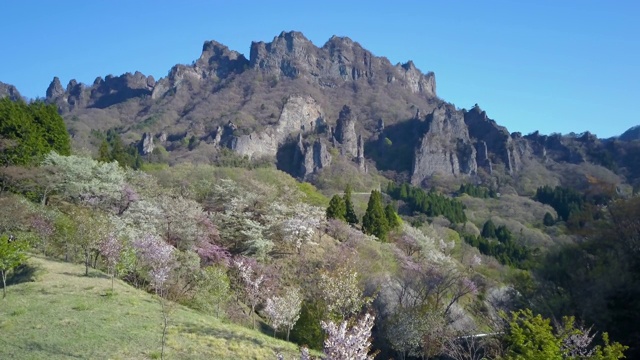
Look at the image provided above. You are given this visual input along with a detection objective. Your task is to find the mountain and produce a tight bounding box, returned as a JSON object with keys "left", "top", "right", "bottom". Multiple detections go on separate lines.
{"left": 0, "top": 81, "right": 22, "bottom": 101}
{"left": 619, "top": 125, "right": 640, "bottom": 141}
{"left": 4, "top": 31, "right": 639, "bottom": 191}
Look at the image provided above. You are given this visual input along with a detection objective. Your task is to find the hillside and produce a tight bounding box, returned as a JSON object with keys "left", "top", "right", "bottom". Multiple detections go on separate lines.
{"left": 0, "top": 256, "right": 303, "bottom": 360}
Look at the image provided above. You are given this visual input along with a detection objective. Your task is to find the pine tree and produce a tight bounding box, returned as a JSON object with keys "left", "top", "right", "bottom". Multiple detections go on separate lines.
{"left": 344, "top": 184, "right": 359, "bottom": 225}
{"left": 362, "top": 190, "right": 389, "bottom": 241}
{"left": 543, "top": 212, "right": 555, "bottom": 226}
{"left": 481, "top": 219, "right": 497, "bottom": 238}
{"left": 326, "top": 195, "right": 347, "bottom": 221}
{"left": 385, "top": 203, "right": 401, "bottom": 229}
{"left": 97, "top": 140, "right": 111, "bottom": 162}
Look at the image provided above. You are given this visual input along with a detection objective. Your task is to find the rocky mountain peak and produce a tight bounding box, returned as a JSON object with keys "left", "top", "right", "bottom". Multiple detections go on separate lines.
{"left": 0, "top": 81, "right": 22, "bottom": 101}
{"left": 196, "top": 40, "right": 249, "bottom": 73}
{"left": 46, "top": 77, "right": 65, "bottom": 99}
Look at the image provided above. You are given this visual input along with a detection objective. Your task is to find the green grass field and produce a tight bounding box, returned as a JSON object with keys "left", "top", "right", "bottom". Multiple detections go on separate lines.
{"left": 0, "top": 256, "right": 303, "bottom": 360}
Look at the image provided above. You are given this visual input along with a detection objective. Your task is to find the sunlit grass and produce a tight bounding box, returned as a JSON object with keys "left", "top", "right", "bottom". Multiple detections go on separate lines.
{"left": 0, "top": 256, "right": 305, "bottom": 359}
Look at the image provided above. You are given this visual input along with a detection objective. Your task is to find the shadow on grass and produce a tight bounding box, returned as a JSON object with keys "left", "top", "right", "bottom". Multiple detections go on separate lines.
{"left": 178, "top": 321, "right": 272, "bottom": 347}
{"left": 17, "top": 341, "right": 84, "bottom": 359}
{"left": 6, "top": 263, "right": 42, "bottom": 286}
{"left": 61, "top": 271, "right": 110, "bottom": 280}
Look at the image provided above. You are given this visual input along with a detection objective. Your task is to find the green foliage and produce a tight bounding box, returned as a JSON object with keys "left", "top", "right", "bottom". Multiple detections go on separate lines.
{"left": 362, "top": 190, "right": 389, "bottom": 241}
{"left": 343, "top": 184, "right": 359, "bottom": 225}
{"left": 534, "top": 185, "right": 585, "bottom": 222}
{"left": 386, "top": 182, "right": 467, "bottom": 223}
{"left": 0, "top": 234, "right": 29, "bottom": 298}
{"left": 94, "top": 129, "right": 143, "bottom": 169}
{"left": 464, "top": 228, "right": 532, "bottom": 269}
{"left": 543, "top": 212, "right": 555, "bottom": 226}
{"left": 503, "top": 309, "right": 627, "bottom": 360}
{"left": 481, "top": 219, "right": 497, "bottom": 238}
{"left": 458, "top": 183, "right": 497, "bottom": 198}
{"left": 503, "top": 309, "right": 562, "bottom": 360}
{"left": 326, "top": 195, "right": 346, "bottom": 221}
{"left": 384, "top": 203, "right": 401, "bottom": 229}
{"left": 0, "top": 98, "right": 71, "bottom": 166}
{"left": 289, "top": 300, "right": 325, "bottom": 350}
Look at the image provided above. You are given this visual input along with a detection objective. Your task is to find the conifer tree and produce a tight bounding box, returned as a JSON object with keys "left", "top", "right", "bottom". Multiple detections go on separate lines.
{"left": 326, "top": 195, "right": 347, "bottom": 221}
{"left": 362, "top": 190, "right": 389, "bottom": 241}
{"left": 344, "top": 184, "right": 359, "bottom": 225}
{"left": 384, "top": 203, "right": 401, "bottom": 229}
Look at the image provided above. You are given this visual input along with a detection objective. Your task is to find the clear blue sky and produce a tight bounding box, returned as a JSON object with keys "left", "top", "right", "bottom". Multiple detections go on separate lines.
{"left": 2, "top": 0, "right": 638, "bottom": 138}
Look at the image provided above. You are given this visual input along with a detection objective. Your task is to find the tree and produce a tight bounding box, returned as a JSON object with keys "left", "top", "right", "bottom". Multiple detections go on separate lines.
{"left": 362, "top": 190, "right": 389, "bottom": 241}
{"left": 502, "top": 309, "right": 627, "bottom": 360}
{"left": 133, "top": 234, "right": 176, "bottom": 360}
{"left": 481, "top": 219, "right": 497, "bottom": 238}
{"left": 191, "top": 265, "right": 230, "bottom": 318}
{"left": 326, "top": 195, "right": 346, "bottom": 221}
{"left": 0, "top": 234, "right": 28, "bottom": 299}
{"left": 0, "top": 98, "right": 70, "bottom": 166}
{"left": 321, "top": 313, "right": 376, "bottom": 360}
{"left": 264, "top": 287, "right": 303, "bottom": 340}
{"left": 543, "top": 212, "right": 555, "bottom": 226}
{"left": 344, "top": 184, "right": 359, "bottom": 225}
{"left": 98, "top": 234, "right": 123, "bottom": 292}
{"left": 384, "top": 203, "right": 401, "bottom": 229}
{"left": 319, "top": 266, "right": 370, "bottom": 320}
{"left": 233, "top": 257, "right": 265, "bottom": 330}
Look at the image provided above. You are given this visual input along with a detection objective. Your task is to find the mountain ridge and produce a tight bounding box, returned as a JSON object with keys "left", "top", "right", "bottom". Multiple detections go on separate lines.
{"left": 2, "top": 30, "right": 639, "bottom": 191}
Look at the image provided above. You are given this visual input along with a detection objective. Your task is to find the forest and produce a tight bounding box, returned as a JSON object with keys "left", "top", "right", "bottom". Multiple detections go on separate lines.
{"left": 0, "top": 98, "right": 636, "bottom": 359}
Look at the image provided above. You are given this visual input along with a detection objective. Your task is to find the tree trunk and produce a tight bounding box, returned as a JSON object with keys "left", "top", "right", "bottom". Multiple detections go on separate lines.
{"left": 84, "top": 248, "right": 90, "bottom": 276}
{"left": 160, "top": 295, "right": 168, "bottom": 360}
{"left": 1, "top": 270, "right": 6, "bottom": 299}
{"left": 286, "top": 328, "right": 290, "bottom": 341}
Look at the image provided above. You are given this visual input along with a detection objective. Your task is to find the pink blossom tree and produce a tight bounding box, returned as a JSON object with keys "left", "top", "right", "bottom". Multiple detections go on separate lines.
{"left": 98, "top": 233, "right": 123, "bottom": 292}
{"left": 321, "top": 313, "right": 376, "bottom": 360}
{"left": 233, "top": 257, "right": 265, "bottom": 330}
{"left": 264, "top": 287, "right": 302, "bottom": 340}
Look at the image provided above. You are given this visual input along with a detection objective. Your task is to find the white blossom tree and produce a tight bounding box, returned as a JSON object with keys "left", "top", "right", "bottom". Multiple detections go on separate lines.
{"left": 321, "top": 313, "right": 376, "bottom": 360}
{"left": 264, "top": 287, "right": 303, "bottom": 340}
{"left": 319, "top": 267, "right": 370, "bottom": 320}
{"left": 233, "top": 257, "right": 265, "bottom": 330}
{"left": 133, "top": 233, "right": 176, "bottom": 360}
{"left": 98, "top": 233, "right": 123, "bottom": 292}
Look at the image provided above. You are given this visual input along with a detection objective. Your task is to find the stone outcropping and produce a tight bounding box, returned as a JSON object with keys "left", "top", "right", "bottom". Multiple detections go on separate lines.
{"left": 334, "top": 105, "right": 358, "bottom": 158}
{"left": 0, "top": 82, "right": 22, "bottom": 101}
{"left": 229, "top": 94, "right": 323, "bottom": 159}
{"left": 46, "top": 72, "right": 155, "bottom": 110}
{"left": 249, "top": 31, "right": 436, "bottom": 97}
{"left": 464, "top": 106, "right": 531, "bottom": 173}
{"left": 411, "top": 104, "right": 477, "bottom": 185}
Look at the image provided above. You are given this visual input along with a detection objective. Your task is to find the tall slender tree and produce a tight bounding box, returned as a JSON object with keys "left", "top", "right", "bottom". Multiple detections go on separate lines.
{"left": 344, "top": 184, "right": 359, "bottom": 225}
{"left": 326, "top": 195, "right": 346, "bottom": 221}
{"left": 362, "top": 190, "right": 389, "bottom": 241}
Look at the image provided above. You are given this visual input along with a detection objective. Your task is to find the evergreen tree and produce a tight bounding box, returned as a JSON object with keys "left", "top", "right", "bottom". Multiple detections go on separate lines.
{"left": 362, "top": 190, "right": 389, "bottom": 241}
{"left": 543, "top": 212, "right": 555, "bottom": 226}
{"left": 481, "top": 219, "right": 497, "bottom": 238}
{"left": 343, "top": 184, "right": 359, "bottom": 225}
{"left": 384, "top": 203, "right": 400, "bottom": 229}
{"left": 97, "top": 140, "right": 111, "bottom": 162}
{"left": 326, "top": 195, "right": 346, "bottom": 221}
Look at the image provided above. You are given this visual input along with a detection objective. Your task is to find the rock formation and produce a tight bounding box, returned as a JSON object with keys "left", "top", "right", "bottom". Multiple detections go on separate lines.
{"left": 334, "top": 105, "right": 358, "bottom": 158}
{"left": 411, "top": 104, "right": 477, "bottom": 185}
{"left": 0, "top": 82, "right": 22, "bottom": 101}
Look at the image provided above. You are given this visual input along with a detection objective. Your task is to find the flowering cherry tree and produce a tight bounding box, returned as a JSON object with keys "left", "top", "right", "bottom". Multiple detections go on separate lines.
{"left": 98, "top": 233, "right": 123, "bottom": 291}
{"left": 233, "top": 257, "right": 265, "bottom": 329}
{"left": 321, "top": 313, "right": 376, "bottom": 360}
{"left": 319, "top": 267, "right": 370, "bottom": 320}
{"left": 264, "top": 287, "right": 302, "bottom": 340}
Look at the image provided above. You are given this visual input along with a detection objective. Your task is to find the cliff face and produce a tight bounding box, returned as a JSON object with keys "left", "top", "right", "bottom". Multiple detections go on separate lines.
{"left": 411, "top": 104, "right": 477, "bottom": 185}
{"left": 0, "top": 82, "right": 22, "bottom": 101}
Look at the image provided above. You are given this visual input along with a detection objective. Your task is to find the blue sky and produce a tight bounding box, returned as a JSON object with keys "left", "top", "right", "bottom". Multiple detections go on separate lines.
{"left": 2, "top": 1, "right": 638, "bottom": 137}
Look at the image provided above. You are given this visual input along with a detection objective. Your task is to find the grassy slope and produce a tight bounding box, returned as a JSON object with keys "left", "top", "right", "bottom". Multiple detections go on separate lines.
{"left": 0, "top": 257, "right": 302, "bottom": 360}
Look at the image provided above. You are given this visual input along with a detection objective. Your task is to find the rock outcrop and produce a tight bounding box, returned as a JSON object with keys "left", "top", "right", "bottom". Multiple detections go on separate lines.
{"left": 411, "top": 104, "right": 477, "bottom": 185}
{"left": 229, "top": 94, "right": 323, "bottom": 159}
{"left": 334, "top": 105, "right": 358, "bottom": 158}
{"left": 464, "top": 106, "right": 531, "bottom": 173}
{"left": 139, "top": 132, "right": 155, "bottom": 155}
{"left": 0, "top": 82, "right": 22, "bottom": 101}
{"left": 46, "top": 72, "right": 155, "bottom": 110}
{"left": 249, "top": 31, "right": 436, "bottom": 97}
